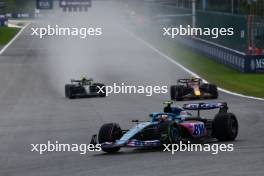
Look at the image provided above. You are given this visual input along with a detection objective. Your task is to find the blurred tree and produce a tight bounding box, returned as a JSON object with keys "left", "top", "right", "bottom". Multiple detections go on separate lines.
{"left": 171, "top": 0, "right": 264, "bottom": 16}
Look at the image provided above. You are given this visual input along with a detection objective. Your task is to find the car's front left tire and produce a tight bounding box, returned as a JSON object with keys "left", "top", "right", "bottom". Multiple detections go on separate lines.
{"left": 98, "top": 123, "right": 122, "bottom": 153}
{"left": 160, "top": 121, "right": 181, "bottom": 145}
{"left": 170, "top": 85, "right": 184, "bottom": 101}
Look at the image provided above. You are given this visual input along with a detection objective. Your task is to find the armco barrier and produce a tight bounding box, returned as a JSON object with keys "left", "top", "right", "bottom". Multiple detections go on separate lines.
{"left": 177, "top": 36, "right": 264, "bottom": 73}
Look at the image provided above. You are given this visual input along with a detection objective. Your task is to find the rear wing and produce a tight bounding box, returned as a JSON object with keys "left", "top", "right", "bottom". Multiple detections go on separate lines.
{"left": 177, "top": 78, "right": 202, "bottom": 84}
{"left": 183, "top": 102, "right": 228, "bottom": 116}
{"left": 70, "top": 78, "right": 93, "bottom": 83}
{"left": 71, "top": 79, "right": 81, "bottom": 83}
{"left": 183, "top": 102, "right": 227, "bottom": 110}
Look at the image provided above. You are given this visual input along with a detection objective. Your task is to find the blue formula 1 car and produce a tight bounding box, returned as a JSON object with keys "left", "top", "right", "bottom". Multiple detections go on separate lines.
{"left": 90, "top": 101, "right": 238, "bottom": 153}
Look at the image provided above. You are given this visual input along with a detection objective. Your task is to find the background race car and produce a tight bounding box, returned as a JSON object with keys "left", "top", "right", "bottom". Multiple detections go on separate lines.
{"left": 170, "top": 78, "right": 218, "bottom": 101}
{"left": 90, "top": 101, "right": 238, "bottom": 153}
{"left": 65, "top": 78, "right": 106, "bottom": 99}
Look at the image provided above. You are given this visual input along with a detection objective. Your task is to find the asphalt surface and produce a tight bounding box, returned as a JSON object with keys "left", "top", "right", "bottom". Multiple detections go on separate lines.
{"left": 0, "top": 2, "right": 264, "bottom": 176}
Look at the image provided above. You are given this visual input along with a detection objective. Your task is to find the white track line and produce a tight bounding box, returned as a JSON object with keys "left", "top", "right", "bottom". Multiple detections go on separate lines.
{"left": 121, "top": 27, "right": 264, "bottom": 101}
{"left": 0, "top": 23, "right": 30, "bottom": 55}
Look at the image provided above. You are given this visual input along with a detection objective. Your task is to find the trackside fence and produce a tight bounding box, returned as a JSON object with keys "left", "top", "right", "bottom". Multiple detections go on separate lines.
{"left": 133, "top": 2, "right": 264, "bottom": 73}
{"left": 177, "top": 36, "right": 264, "bottom": 73}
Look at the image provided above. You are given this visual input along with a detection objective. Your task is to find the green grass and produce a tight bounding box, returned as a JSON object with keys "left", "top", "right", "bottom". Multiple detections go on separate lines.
{"left": 0, "top": 27, "right": 20, "bottom": 45}
{"left": 138, "top": 30, "right": 264, "bottom": 98}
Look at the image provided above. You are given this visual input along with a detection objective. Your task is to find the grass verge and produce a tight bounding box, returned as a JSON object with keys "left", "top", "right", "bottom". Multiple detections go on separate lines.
{"left": 137, "top": 29, "right": 264, "bottom": 98}
{"left": 0, "top": 27, "right": 20, "bottom": 46}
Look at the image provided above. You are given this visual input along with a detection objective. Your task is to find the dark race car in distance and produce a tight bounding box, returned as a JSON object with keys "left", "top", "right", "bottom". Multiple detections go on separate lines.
{"left": 170, "top": 77, "right": 218, "bottom": 101}
{"left": 65, "top": 77, "right": 106, "bottom": 99}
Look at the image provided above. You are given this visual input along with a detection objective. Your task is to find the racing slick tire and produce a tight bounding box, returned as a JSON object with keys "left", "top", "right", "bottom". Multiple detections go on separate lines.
{"left": 212, "top": 113, "right": 238, "bottom": 141}
{"left": 160, "top": 121, "right": 181, "bottom": 145}
{"left": 208, "top": 84, "right": 218, "bottom": 99}
{"left": 98, "top": 123, "right": 122, "bottom": 153}
{"left": 170, "top": 85, "right": 184, "bottom": 101}
{"left": 65, "top": 84, "right": 74, "bottom": 99}
{"left": 201, "top": 84, "right": 218, "bottom": 99}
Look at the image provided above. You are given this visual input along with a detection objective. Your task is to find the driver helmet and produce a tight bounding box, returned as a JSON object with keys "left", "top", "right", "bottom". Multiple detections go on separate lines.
{"left": 190, "top": 76, "right": 196, "bottom": 81}
{"left": 81, "top": 76, "right": 88, "bottom": 82}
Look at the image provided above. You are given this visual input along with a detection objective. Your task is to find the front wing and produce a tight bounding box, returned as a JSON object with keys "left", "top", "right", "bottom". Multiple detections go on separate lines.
{"left": 101, "top": 140, "right": 161, "bottom": 149}
{"left": 182, "top": 91, "right": 215, "bottom": 100}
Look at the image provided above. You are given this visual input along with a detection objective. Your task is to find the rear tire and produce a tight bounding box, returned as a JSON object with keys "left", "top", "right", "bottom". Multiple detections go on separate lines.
{"left": 65, "top": 85, "right": 74, "bottom": 99}
{"left": 213, "top": 113, "right": 238, "bottom": 141}
{"left": 208, "top": 84, "right": 218, "bottom": 99}
{"left": 202, "top": 84, "right": 218, "bottom": 99}
{"left": 170, "top": 85, "right": 184, "bottom": 101}
{"left": 98, "top": 123, "right": 122, "bottom": 153}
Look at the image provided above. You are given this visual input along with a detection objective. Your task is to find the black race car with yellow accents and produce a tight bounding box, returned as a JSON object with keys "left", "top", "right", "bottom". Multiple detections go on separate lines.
{"left": 170, "top": 78, "right": 218, "bottom": 101}
{"left": 65, "top": 77, "right": 106, "bottom": 99}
